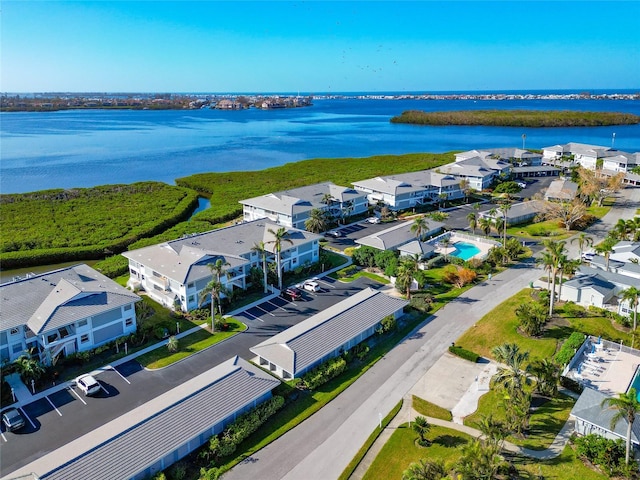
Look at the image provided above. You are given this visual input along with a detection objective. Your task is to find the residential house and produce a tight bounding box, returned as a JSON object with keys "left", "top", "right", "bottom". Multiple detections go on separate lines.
{"left": 456, "top": 148, "right": 542, "bottom": 166}
{"left": 122, "top": 220, "right": 322, "bottom": 312}
{"left": 437, "top": 155, "right": 510, "bottom": 191}
{"left": 544, "top": 178, "right": 579, "bottom": 202}
{"left": 602, "top": 152, "right": 639, "bottom": 173}
{"left": 10, "top": 356, "right": 280, "bottom": 480}
{"left": 240, "top": 182, "right": 368, "bottom": 229}
{"left": 478, "top": 200, "right": 543, "bottom": 226}
{"left": 0, "top": 264, "right": 140, "bottom": 365}
{"left": 250, "top": 288, "right": 408, "bottom": 379}
{"left": 609, "top": 241, "right": 640, "bottom": 264}
{"left": 355, "top": 219, "right": 445, "bottom": 253}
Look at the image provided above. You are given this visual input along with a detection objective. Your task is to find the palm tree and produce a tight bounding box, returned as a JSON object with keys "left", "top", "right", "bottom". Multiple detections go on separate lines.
{"left": 304, "top": 208, "right": 328, "bottom": 233}
{"left": 528, "top": 358, "right": 560, "bottom": 397}
{"left": 266, "top": 227, "right": 294, "bottom": 290}
{"left": 613, "top": 218, "right": 632, "bottom": 240}
{"left": 601, "top": 388, "right": 640, "bottom": 465}
{"left": 456, "top": 438, "right": 505, "bottom": 480}
{"left": 478, "top": 216, "right": 492, "bottom": 236}
{"left": 438, "top": 192, "right": 448, "bottom": 209}
{"left": 396, "top": 255, "right": 419, "bottom": 299}
{"left": 467, "top": 211, "right": 478, "bottom": 234}
{"left": 410, "top": 216, "right": 429, "bottom": 241}
{"left": 402, "top": 459, "right": 446, "bottom": 480}
{"left": 536, "top": 250, "right": 555, "bottom": 292}
{"left": 321, "top": 192, "right": 334, "bottom": 207}
{"left": 595, "top": 237, "right": 616, "bottom": 271}
{"left": 557, "top": 257, "right": 581, "bottom": 301}
{"left": 491, "top": 345, "right": 530, "bottom": 395}
{"left": 252, "top": 242, "right": 269, "bottom": 293}
{"left": 475, "top": 414, "right": 508, "bottom": 452}
{"left": 166, "top": 335, "right": 178, "bottom": 353}
{"left": 498, "top": 202, "right": 511, "bottom": 246}
{"left": 492, "top": 216, "right": 504, "bottom": 238}
{"left": 542, "top": 239, "right": 567, "bottom": 316}
{"left": 199, "top": 279, "right": 229, "bottom": 331}
{"left": 491, "top": 342, "right": 523, "bottom": 365}
{"left": 460, "top": 178, "right": 471, "bottom": 203}
{"left": 571, "top": 232, "right": 594, "bottom": 259}
{"left": 208, "top": 258, "right": 230, "bottom": 284}
{"left": 620, "top": 286, "right": 640, "bottom": 331}
{"left": 412, "top": 415, "right": 431, "bottom": 446}
{"left": 14, "top": 355, "right": 45, "bottom": 383}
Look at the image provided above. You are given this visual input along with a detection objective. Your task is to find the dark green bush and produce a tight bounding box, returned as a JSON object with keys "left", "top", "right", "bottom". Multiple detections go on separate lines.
{"left": 574, "top": 434, "right": 632, "bottom": 476}
{"left": 555, "top": 332, "right": 586, "bottom": 365}
{"left": 302, "top": 356, "right": 347, "bottom": 390}
{"left": 449, "top": 345, "right": 480, "bottom": 363}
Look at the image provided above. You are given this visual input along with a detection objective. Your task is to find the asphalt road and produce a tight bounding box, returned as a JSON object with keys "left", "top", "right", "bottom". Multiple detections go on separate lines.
{"left": 223, "top": 186, "right": 638, "bottom": 480}
{"left": 0, "top": 275, "right": 381, "bottom": 477}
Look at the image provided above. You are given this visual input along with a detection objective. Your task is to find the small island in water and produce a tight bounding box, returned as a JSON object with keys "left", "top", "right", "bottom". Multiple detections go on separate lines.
{"left": 390, "top": 109, "right": 640, "bottom": 127}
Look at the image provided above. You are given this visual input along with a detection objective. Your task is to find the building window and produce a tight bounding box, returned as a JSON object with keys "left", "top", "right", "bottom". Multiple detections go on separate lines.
{"left": 189, "top": 295, "right": 195, "bottom": 303}
{"left": 124, "top": 304, "right": 132, "bottom": 311}
{"left": 47, "top": 333, "right": 58, "bottom": 343}
{"left": 10, "top": 327, "right": 20, "bottom": 335}
{"left": 80, "top": 334, "right": 89, "bottom": 343}
{"left": 12, "top": 343, "right": 23, "bottom": 354}
{"left": 78, "top": 319, "right": 88, "bottom": 327}
{"left": 125, "top": 318, "right": 133, "bottom": 327}
{"left": 188, "top": 282, "right": 194, "bottom": 289}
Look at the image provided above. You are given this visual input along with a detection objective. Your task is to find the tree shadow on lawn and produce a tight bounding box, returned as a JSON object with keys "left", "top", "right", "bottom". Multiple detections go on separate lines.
{"left": 432, "top": 434, "right": 467, "bottom": 448}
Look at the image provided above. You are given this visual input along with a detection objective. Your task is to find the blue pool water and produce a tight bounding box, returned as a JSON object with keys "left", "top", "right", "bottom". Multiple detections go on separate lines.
{"left": 629, "top": 367, "right": 640, "bottom": 401}
{"left": 450, "top": 241, "right": 481, "bottom": 261}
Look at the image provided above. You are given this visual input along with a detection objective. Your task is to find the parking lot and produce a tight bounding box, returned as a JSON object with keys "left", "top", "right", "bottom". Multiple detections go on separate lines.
{"left": 0, "top": 274, "right": 383, "bottom": 476}
{"left": 322, "top": 219, "right": 396, "bottom": 251}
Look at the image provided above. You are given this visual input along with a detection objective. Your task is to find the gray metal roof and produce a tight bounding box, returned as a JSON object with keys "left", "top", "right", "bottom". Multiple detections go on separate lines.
{"left": 571, "top": 387, "right": 640, "bottom": 444}
{"left": 578, "top": 266, "right": 639, "bottom": 289}
{"left": 250, "top": 288, "right": 408, "bottom": 376}
{"left": 39, "top": 356, "right": 280, "bottom": 480}
{"left": 355, "top": 220, "right": 445, "bottom": 251}
{"left": 563, "top": 274, "right": 616, "bottom": 297}
{"left": 239, "top": 182, "right": 366, "bottom": 216}
{"left": 0, "top": 264, "right": 140, "bottom": 334}
{"left": 122, "top": 220, "right": 322, "bottom": 283}
{"left": 479, "top": 200, "right": 543, "bottom": 220}
{"left": 352, "top": 170, "right": 459, "bottom": 196}
{"left": 544, "top": 178, "right": 578, "bottom": 201}
{"left": 437, "top": 156, "right": 509, "bottom": 178}
{"left": 398, "top": 240, "right": 436, "bottom": 257}
{"left": 511, "top": 165, "right": 561, "bottom": 173}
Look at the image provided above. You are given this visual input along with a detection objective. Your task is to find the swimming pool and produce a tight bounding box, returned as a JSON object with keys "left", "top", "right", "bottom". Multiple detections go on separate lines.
{"left": 450, "top": 241, "right": 481, "bottom": 261}
{"left": 629, "top": 366, "right": 640, "bottom": 401}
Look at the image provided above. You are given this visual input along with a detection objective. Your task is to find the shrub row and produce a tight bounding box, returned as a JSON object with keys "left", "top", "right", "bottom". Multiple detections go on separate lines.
{"left": 302, "top": 356, "right": 347, "bottom": 390}
{"left": 555, "top": 332, "right": 586, "bottom": 365}
{"left": 573, "top": 433, "right": 634, "bottom": 477}
{"left": 448, "top": 345, "right": 480, "bottom": 363}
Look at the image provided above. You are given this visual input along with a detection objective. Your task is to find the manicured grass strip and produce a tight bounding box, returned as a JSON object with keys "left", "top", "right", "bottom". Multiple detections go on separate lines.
{"left": 411, "top": 395, "right": 453, "bottom": 421}
{"left": 463, "top": 391, "right": 576, "bottom": 450}
{"left": 136, "top": 319, "right": 245, "bottom": 369}
{"left": 337, "top": 399, "right": 403, "bottom": 480}
{"left": 331, "top": 270, "right": 390, "bottom": 284}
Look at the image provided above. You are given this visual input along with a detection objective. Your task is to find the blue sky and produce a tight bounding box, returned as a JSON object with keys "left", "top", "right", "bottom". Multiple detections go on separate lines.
{"left": 2, "top": 1, "right": 639, "bottom": 93}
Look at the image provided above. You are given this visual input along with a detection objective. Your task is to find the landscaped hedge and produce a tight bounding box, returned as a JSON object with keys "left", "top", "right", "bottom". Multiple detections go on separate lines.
{"left": 302, "top": 356, "right": 348, "bottom": 390}
{"left": 555, "top": 332, "right": 586, "bottom": 365}
{"left": 448, "top": 345, "right": 480, "bottom": 363}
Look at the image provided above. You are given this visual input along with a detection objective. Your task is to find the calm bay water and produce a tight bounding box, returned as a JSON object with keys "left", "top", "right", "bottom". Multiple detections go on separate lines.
{"left": 1, "top": 97, "right": 640, "bottom": 194}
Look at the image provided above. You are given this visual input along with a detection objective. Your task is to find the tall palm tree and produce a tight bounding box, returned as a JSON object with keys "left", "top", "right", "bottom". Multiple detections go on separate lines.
{"left": 199, "top": 279, "right": 229, "bottom": 330}
{"left": 527, "top": 358, "right": 560, "bottom": 397}
{"left": 252, "top": 241, "right": 269, "bottom": 293}
{"left": 266, "top": 227, "right": 294, "bottom": 290}
{"left": 492, "top": 216, "right": 504, "bottom": 238}
{"left": 542, "top": 239, "right": 567, "bottom": 316}
{"left": 467, "top": 211, "right": 478, "bottom": 234}
{"left": 498, "top": 202, "right": 511, "bottom": 246}
{"left": 475, "top": 414, "right": 508, "bottom": 452}
{"left": 613, "top": 218, "right": 632, "bottom": 240}
{"left": 478, "top": 216, "right": 492, "bottom": 236}
{"left": 621, "top": 286, "right": 640, "bottom": 331}
{"left": 571, "top": 232, "right": 594, "bottom": 259}
{"left": 595, "top": 237, "right": 616, "bottom": 271}
{"left": 321, "top": 192, "right": 334, "bottom": 207}
{"left": 601, "top": 388, "right": 640, "bottom": 465}
{"left": 410, "top": 216, "right": 429, "bottom": 241}
{"left": 208, "top": 258, "right": 230, "bottom": 284}
{"left": 557, "top": 257, "right": 581, "bottom": 301}
{"left": 460, "top": 178, "right": 471, "bottom": 203}
{"left": 536, "top": 250, "right": 555, "bottom": 292}
{"left": 396, "top": 255, "right": 419, "bottom": 299}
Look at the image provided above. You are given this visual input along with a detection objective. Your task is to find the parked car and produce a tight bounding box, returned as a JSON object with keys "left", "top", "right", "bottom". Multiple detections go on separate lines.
{"left": 300, "top": 280, "right": 321, "bottom": 292}
{"left": 325, "top": 229, "right": 343, "bottom": 238}
{"left": 2, "top": 408, "right": 26, "bottom": 432}
{"left": 76, "top": 374, "right": 101, "bottom": 396}
{"left": 516, "top": 181, "right": 527, "bottom": 188}
{"left": 281, "top": 287, "right": 303, "bottom": 301}
{"left": 365, "top": 216, "right": 381, "bottom": 224}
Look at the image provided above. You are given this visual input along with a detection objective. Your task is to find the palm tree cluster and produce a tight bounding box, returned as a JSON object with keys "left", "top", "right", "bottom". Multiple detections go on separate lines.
{"left": 199, "top": 258, "right": 230, "bottom": 331}
{"left": 536, "top": 239, "right": 573, "bottom": 316}
{"left": 611, "top": 217, "right": 640, "bottom": 242}
{"left": 602, "top": 387, "right": 640, "bottom": 466}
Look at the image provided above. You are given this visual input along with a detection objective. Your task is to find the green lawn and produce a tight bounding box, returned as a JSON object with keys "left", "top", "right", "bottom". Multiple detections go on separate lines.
{"left": 463, "top": 391, "right": 576, "bottom": 450}
{"left": 361, "top": 423, "right": 606, "bottom": 480}
{"left": 454, "top": 289, "right": 631, "bottom": 363}
{"left": 412, "top": 395, "right": 453, "bottom": 421}
{"left": 136, "top": 318, "right": 245, "bottom": 369}
{"left": 330, "top": 270, "right": 390, "bottom": 284}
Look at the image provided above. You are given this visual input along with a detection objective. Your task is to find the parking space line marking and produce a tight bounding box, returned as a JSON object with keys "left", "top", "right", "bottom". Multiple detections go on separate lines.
{"left": 1, "top": 431, "right": 7, "bottom": 442}
{"left": 243, "top": 310, "right": 264, "bottom": 322}
{"left": 316, "top": 279, "right": 335, "bottom": 289}
{"left": 100, "top": 385, "right": 110, "bottom": 395}
{"left": 254, "top": 305, "right": 275, "bottom": 317}
{"left": 21, "top": 408, "right": 37, "bottom": 429}
{"left": 267, "top": 300, "right": 291, "bottom": 312}
{"left": 69, "top": 387, "right": 87, "bottom": 405}
{"left": 109, "top": 365, "right": 131, "bottom": 384}
{"left": 46, "top": 397, "right": 62, "bottom": 416}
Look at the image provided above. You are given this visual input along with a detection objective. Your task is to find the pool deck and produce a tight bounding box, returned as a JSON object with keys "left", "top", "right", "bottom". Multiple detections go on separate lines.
{"left": 569, "top": 344, "right": 640, "bottom": 396}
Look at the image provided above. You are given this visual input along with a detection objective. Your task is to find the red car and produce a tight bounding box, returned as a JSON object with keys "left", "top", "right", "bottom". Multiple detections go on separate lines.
{"left": 282, "top": 287, "right": 303, "bottom": 301}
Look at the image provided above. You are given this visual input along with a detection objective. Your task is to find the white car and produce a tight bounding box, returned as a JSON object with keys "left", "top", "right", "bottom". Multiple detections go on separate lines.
{"left": 76, "top": 374, "right": 101, "bottom": 396}
{"left": 517, "top": 181, "right": 527, "bottom": 188}
{"left": 301, "top": 280, "right": 321, "bottom": 292}
{"left": 366, "top": 216, "right": 381, "bottom": 224}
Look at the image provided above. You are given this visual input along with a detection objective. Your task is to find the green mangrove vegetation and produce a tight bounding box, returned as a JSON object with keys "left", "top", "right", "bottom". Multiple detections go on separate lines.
{"left": 390, "top": 109, "right": 640, "bottom": 127}
{"left": 0, "top": 182, "right": 199, "bottom": 269}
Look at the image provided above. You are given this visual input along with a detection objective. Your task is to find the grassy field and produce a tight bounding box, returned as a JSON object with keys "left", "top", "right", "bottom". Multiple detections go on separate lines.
{"left": 361, "top": 423, "right": 606, "bottom": 480}
{"left": 464, "top": 391, "right": 576, "bottom": 450}
{"left": 412, "top": 395, "right": 453, "bottom": 421}
{"left": 454, "top": 289, "right": 631, "bottom": 363}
